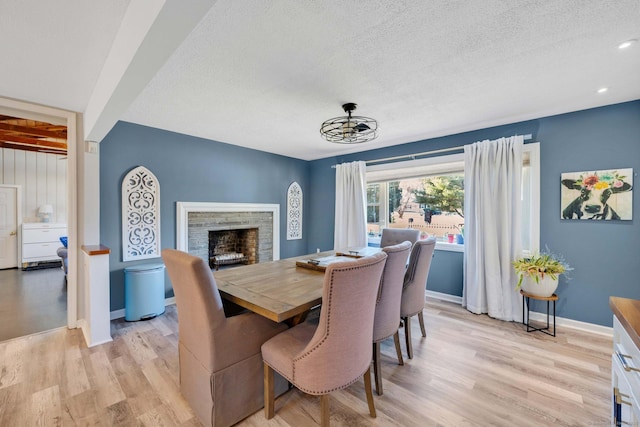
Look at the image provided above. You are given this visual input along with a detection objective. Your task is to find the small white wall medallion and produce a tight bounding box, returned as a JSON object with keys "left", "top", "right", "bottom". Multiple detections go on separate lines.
{"left": 287, "top": 181, "right": 303, "bottom": 240}
{"left": 122, "top": 166, "right": 161, "bottom": 261}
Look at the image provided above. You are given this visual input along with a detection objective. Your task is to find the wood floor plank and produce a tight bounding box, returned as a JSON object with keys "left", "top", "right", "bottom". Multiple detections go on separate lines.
{"left": 137, "top": 403, "right": 182, "bottom": 427}
{"left": 0, "top": 337, "right": 27, "bottom": 389}
{"left": 141, "top": 358, "right": 192, "bottom": 423}
{"left": 0, "top": 298, "right": 613, "bottom": 426}
{"left": 87, "top": 351, "right": 126, "bottom": 409}
{"left": 105, "top": 399, "right": 136, "bottom": 426}
{"left": 60, "top": 389, "right": 97, "bottom": 425}
{"left": 61, "top": 348, "right": 91, "bottom": 398}
{"left": 116, "top": 364, "right": 164, "bottom": 417}
{"left": 30, "top": 384, "right": 62, "bottom": 426}
{"left": 0, "top": 382, "right": 30, "bottom": 426}
{"left": 26, "top": 329, "right": 66, "bottom": 394}
{"left": 122, "top": 330, "right": 158, "bottom": 365}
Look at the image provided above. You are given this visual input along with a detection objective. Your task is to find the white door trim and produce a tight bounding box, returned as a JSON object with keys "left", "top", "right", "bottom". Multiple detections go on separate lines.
{"left": 0, "top": 97, "right": 78, "bottom": 329}
{"left": 0, "top": 185, "right": 21, "bottom": 268}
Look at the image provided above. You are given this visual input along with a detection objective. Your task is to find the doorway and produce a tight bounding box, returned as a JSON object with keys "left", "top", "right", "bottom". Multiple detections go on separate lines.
{"left": 0, "top": 98, "right": 77, "bottom": 341}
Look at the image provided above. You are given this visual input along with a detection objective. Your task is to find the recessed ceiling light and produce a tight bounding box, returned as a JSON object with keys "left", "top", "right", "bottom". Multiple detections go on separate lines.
{"left": 597, "top": 87, "right": 608, "bottom": 94}
{"left": 618, "top": 39, "right": 638, "bottom": 49}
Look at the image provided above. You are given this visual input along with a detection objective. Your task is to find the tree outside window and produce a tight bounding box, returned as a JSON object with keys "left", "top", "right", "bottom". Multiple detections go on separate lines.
{"left": 412, "top": 175, "right": 464, "bottom": 218}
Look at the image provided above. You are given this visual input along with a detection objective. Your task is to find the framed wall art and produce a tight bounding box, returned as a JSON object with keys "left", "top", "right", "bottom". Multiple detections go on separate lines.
{"left": 561, "top": 168, "right": 633, "bottom": 220}
{"left": 286, "top": 181, "right": 302, "bottom": 240}
{"left": 122, "top": 166, "right": 161, "bottom": 260}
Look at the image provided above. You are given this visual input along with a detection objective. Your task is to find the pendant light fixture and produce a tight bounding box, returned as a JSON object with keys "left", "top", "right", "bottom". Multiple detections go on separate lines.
{"left": 320, "top": 103, "right": 378, "bottom": 144}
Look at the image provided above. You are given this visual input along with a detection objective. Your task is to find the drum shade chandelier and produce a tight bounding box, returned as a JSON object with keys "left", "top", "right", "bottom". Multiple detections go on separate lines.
{"left": 320, "top": 103, "right": 378, "bottom": 144}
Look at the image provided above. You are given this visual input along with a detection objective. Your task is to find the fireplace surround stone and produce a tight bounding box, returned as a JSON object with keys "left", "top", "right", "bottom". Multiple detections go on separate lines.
{"left": 176, "top": 202, "right": 280, "bottom": 267}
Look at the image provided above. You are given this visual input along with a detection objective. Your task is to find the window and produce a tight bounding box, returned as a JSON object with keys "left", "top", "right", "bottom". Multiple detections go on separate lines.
{"left": 367, "top": 174, "right": 465, "bottom": 242}
{"left": 366, "top": 143, "right": 539, "bottom": 253}
{"left": 367, "top": 183, "right": 381, "bottom": 224}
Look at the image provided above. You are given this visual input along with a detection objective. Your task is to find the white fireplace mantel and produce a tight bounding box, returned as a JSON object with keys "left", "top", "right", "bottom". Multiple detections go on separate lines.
{"left": 176, "top": 202, "right": 280, "bottom": 261}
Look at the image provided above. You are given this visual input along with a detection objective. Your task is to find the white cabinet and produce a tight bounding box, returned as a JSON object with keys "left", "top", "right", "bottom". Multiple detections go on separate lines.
{"left": 21, "top": 223, "right": 67, "bottom": 268}
{"left": 611, "top": 297, "right": 640, "bottom": 426}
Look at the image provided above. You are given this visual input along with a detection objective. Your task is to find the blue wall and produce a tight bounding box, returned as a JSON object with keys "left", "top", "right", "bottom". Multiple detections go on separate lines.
{"left": 307, "top": 100, "right": 640, "bottom": 327}
{"left": 100, "top": 122, "right": 309, "bottom": 311}
{"left": 101, "top": 101, "right": 639, "bottom": 326}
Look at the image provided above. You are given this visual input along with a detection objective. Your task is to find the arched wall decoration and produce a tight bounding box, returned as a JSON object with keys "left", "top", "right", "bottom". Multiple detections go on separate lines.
{"left": 122, "top": 166, "right": 161, "bottom": 261}
{"left": 287, "top": 181, "right": 303, "bottom": 240}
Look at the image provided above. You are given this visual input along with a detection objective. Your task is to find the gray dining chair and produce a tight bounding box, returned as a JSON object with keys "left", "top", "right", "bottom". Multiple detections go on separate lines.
{"left": 372, "top": 240, "right": 412, "bottom": 395}
{"left": 380, "top": 228, "right": 420, "bottom": 248}
{"left": 261, "top": 252, "right": 388, "bottom": 427}
{"left": 401, "top": 238, "right": 436, "bottom": 359}
{"left": 162, "top": 248, "right": 288, "bottom": 427}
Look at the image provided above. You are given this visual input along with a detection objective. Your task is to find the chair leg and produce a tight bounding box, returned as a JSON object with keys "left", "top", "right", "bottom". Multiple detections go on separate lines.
{"left": 264, "top": 362, "right": 275, "bottom": 419}
{"left": 403, "top": 316, "right": 413, "bottom": 359}
{"left": 373, "top": 342, "right": 382, "bottom": 395}
{"left": 320, "top": 394, "right": 330, "bottom": 427}
{"left": 393, "top": 331, "right": 404, "bottom": 366}
{"left": 418, "top": 310, "right": 426, "bottom": 337}
{"left": 363, "top": 367, "right": 377, "bottom": 418}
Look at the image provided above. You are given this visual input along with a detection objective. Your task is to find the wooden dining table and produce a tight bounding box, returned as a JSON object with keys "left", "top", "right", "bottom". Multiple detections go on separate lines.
{"left": 214, "top": 248, "right": 379, "bottom": 324}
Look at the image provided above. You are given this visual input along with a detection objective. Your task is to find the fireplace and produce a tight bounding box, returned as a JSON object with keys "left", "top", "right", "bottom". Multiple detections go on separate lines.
{"left": 176, "top": 202, "right": 280, "bottom": 268}
{"left": 209, "top": 228, "right": 258, "bottom": 270}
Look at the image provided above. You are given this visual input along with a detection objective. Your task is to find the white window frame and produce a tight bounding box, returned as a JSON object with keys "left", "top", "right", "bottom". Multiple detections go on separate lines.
{"left": 522, "top": 143, "right": 540, "bottom": 257}
{"left": 366, "top": 143, "right": 540, "bottom": 254}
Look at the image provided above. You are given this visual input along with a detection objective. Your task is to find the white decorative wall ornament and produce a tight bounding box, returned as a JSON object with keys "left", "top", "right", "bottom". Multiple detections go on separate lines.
{"left": 287, "top": 181, "right": 303, "bottom": 240}
{"left": 122, "top": 166, "right": 161, "bottom": 261}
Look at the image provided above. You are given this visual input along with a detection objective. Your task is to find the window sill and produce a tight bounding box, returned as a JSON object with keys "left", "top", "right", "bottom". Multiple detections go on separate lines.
{"left": 368, "top": 237, "right": 463, "bottom": 253}
{"left": 435, "top": 242, "right": 464, "bottom": 252}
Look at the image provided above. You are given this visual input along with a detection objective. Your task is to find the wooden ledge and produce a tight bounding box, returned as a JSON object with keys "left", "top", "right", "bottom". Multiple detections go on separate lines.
{"left": 81, "top": 244, "right": 111, "bottom": 256}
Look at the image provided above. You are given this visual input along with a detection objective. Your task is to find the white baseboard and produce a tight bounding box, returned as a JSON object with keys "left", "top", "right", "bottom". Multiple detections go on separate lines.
{"left": 76, "top": 318, "right": 113, "bottom": 347}
{"left": 425, "top": 290, "right": 612, "bottom": 337}
{"left": 107, "top": 292, "right": 613, "bottom": 337}
{"left": 110, "top": 297, "right": 177, "bottom": 320}
{"left": 426, "top": 290, "right": 463, "bottom": 304}
{"left": 77, "top": 318, "right": 89, "bottom": 344}
{"left": 527, "top": 311, "right": 612, "bottom": 336}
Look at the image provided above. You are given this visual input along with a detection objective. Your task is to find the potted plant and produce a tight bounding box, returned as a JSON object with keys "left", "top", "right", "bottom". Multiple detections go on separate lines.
{"left": 512, "top": 252, "right": 571, "bottom": 297}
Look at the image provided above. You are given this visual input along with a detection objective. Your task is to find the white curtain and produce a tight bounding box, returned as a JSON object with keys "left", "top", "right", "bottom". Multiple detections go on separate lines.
{"left": 463, "top": 136, "right": 524, "bottom": 321}
{"left": 334, "top": 161, "right": 367, "bottom": 250}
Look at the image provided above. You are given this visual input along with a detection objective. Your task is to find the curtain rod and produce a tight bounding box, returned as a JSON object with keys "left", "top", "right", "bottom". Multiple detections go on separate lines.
{"left": 331, "top": 134, "right": 532, "bottom": 168}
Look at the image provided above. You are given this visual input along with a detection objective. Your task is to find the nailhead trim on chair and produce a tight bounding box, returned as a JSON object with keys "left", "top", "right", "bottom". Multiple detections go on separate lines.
{"left": 286, "top": 257, "right": 387, "bottom": 395}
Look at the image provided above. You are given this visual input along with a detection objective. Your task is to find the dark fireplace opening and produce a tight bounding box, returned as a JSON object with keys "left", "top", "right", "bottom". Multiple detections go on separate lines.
{"left": 208, "top": 228, "right": 258, "bottom": 270}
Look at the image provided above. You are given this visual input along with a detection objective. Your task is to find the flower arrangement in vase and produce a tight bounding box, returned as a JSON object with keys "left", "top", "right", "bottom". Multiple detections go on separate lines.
{"left": 512, "top": 251, "right": 571, "bottom": 297}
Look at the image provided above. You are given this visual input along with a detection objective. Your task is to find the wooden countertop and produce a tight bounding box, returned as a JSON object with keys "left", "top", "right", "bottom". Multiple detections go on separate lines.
{"left": 610, "top": 296, "right": 640, "bottom": 349}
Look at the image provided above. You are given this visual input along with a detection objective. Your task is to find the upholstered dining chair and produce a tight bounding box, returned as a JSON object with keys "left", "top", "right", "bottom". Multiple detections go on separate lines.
{"left": 379, "top": 228, "right": 420, "bottom": 248}
{"left": 161, "top": 249, "right": 288, "bottom": 427}
{"left": 372, "top": 240, "right": 412, "bottom": 396}
{"left": 261, "top": 252, "right": 388, "bottom": 427}
{"left": 401, "top": 237, "right": 436, "bottom": 359}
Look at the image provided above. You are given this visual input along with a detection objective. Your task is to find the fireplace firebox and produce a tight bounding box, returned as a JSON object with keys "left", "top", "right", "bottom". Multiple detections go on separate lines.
{"left": 208, "top": 228, "right": 258, "bottom": 270}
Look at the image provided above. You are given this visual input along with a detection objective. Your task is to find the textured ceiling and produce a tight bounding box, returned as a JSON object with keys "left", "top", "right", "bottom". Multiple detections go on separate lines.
{"left": 2, "top": 1, "right": 639, "bottom": 160}
{"left": 0, "top": 0, "right": 130, "bottom": 112}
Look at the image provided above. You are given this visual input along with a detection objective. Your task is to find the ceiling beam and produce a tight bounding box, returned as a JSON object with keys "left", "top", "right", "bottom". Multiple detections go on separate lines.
{"left": 84, "top": 0, "right": 217, "bottom": 142}
{"left": 0, "top": 140, "right": 66, "bottom": 154}
{"left": 0, "top": 122, "right": 67, "bottom": 139}
{"left": 0, "top": 132, "right": 67, "bottom": 149}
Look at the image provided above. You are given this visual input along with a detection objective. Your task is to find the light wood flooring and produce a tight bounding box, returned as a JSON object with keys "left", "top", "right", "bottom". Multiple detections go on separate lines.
{"left": 0, "top": 266, "right": 67, "bottom": 342}
{"left": 0, "top": 299, "right": 612, "bottom": 426}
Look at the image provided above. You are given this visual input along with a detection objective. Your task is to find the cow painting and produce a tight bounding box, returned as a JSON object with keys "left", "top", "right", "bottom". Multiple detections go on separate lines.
{"left": 561, "top": 169, "right": 633, "bottom": 220}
